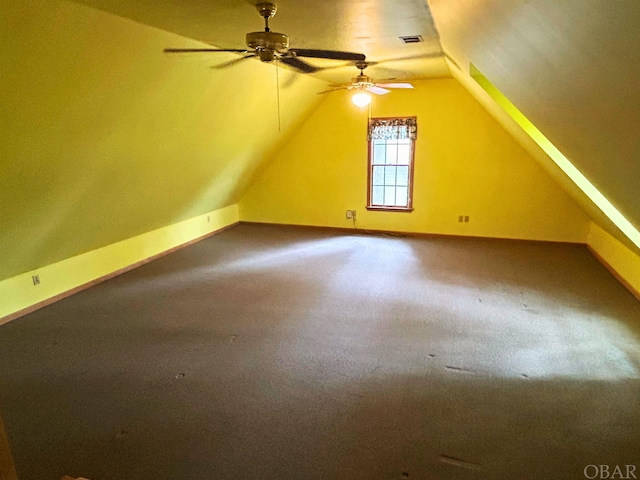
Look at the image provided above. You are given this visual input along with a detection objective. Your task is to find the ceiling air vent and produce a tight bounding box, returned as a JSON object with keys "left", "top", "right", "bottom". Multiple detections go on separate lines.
{"left": 399, "top": 35, "right": 423, "bottom": 44}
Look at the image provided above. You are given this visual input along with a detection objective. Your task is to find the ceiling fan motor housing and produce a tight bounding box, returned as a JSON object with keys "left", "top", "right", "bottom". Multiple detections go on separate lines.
{"left": 246, "top": 31, "right": 289, "bottom": 53}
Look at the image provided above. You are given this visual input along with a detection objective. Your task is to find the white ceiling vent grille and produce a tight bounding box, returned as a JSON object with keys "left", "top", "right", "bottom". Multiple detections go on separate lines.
{"left": 399, "top": 35, "right": 423, "bottom": 44}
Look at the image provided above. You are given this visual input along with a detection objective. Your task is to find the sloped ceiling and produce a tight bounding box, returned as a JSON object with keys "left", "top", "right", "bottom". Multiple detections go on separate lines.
{"left": 5, "top": 0, "right": 638, "bottom": 280}
{"left": 72, "top": 0, "right": 640, "bottom": 239}
{"left": 71, "top": 0, "right": 451, "bottom": 82}
{"left": 0, "top": 0, "right": 328, "bottom": 280}
{"left": 1, "top": 0, "right": 451, "bottom": 282}
{"left": 429, "top": 0, "right": 640, "bottom": 232}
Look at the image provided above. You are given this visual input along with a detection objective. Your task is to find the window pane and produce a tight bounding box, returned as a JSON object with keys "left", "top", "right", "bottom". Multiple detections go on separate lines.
{"left": 373, "top": 142, "right": 386, "bottom": 164}
{"left": 395, "top": 187, "right": 408, "bottom": 207}
{"left": 384, "top": 166, "right": 396, "bottom": 186}
{"left": 385, "top": 143, "right": 398, "bottom": 164}
{"left": 372, "top": 186, "right": 384, "bottom": 205}
{"left": 396, "top": 166, "right": 409, "bottom": 187}
{"left": 372, "top": 166, "right": 384, "bottom": 185}
{"left": 368, "top": 119, "right": 415, "bottom": 209}
{"left": 384, "top": 186, "right": 396, "bottom": 205}
{"left": 397, "top": 143, "right": 410, "bottom": 164}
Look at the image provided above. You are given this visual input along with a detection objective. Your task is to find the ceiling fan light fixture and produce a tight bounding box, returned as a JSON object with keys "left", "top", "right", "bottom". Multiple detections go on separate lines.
{"left": 257, "top": 48, "right": 276, "bottom": 62}
{"left": 352, "top": 91, "right": 371, "bottom": 107}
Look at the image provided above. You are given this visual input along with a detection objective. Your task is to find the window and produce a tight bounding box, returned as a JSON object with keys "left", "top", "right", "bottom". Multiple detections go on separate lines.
{"left": 367, "top": 117, "right": 416, "bottom": 211}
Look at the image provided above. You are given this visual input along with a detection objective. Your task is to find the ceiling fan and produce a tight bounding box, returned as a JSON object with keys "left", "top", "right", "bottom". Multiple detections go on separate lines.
{"left": 319, "top": 61, "right": 414, "bottom": 106}
{"left": 164, "top": 2, "right": 366, "bottom": 74}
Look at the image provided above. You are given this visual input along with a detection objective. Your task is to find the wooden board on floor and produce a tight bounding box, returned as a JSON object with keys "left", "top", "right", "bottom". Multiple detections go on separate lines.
{"left": 0, "top": 413, "right": 18, "bottom": 480}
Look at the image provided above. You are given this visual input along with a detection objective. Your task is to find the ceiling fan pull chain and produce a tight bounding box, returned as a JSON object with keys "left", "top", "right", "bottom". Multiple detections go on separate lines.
{"left": 276, "top": 57, "right": 281, "bottom": 133}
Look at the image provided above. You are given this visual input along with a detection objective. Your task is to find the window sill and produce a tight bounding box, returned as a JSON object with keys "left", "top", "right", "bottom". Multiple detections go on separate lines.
{"left": 366, "top": 206, "right": 414, "bottom": 213}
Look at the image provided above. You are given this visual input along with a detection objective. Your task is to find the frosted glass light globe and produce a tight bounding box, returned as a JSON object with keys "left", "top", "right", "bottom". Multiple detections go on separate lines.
{"left": 352, "top": 91, "right": 371, "bottom": 107}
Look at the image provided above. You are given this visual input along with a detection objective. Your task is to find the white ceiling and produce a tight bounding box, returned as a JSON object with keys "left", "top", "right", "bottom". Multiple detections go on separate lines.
{"left": 71, "top": 0, "right": 451, "bottom": 84}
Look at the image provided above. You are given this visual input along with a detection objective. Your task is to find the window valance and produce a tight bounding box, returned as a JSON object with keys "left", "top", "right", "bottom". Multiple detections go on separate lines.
{"left": 368, "top": 117, "right": 417, "bottom": 141}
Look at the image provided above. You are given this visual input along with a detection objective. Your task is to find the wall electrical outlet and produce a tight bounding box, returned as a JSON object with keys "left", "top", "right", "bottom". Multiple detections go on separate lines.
{"left": 458, "top": 215, "right": 464, "bottom": 223}
{"left": 32, "top": 274, "right": 40, "bottom": 286}
{"left": 345, "top": 210, "right": 356, "bottom": 220}
{"left": 465, "top": 215, "right": 470, "bottom": 223}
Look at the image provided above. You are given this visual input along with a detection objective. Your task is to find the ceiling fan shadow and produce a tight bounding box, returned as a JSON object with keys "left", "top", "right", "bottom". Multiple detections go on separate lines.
{"left": 210, "top": 54, "right": 257, "bottom": 70}
{"left": 280, "top": 69, "right": 300, "bottom": 89}
{"left": 369, "top": 51, "right": 446, "bottom": 67}
{"left": 366, "top": 51, "right": 453, "bottom": 80}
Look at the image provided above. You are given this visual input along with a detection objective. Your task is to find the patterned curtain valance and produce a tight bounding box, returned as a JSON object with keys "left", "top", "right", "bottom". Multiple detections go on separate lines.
{"left": 368, "top": 117, "right": 417, "bottom": 141}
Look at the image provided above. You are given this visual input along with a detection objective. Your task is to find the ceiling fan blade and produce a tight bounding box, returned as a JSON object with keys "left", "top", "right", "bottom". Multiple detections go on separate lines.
{"left": 164, "top": 48, "right": 250, "bottom": 54}
{"left": 211, "top": 54, "right": 257, "bottom": 69}
{"left": 317, "top": 86, "right": 352, "bottom": 94}
{"left": 375, "top": 83, "right": 414, "bottom": 89}
{"left": 289, "top": 49, "right": 366, "bottom": 61}
{"left": 280, "top": 56, "right": 319, "bottom": 74}
{"left": 367, "top": 86, "right": 391, "bottom": 95}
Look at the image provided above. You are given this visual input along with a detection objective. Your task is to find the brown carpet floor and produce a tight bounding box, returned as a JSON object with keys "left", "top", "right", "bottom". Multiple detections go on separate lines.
{"left": 1, "top": 223, "right": 639, "bottom": 480}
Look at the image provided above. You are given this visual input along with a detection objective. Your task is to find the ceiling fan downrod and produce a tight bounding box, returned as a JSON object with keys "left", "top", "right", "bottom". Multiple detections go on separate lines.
{"left": 353, "top": 61, "right": 374, "bottom": 88}
{"left": 256, "top": 2, "right": 277, "bottom": 32}
{"left": 247, "top": 3, "right": 288, "bottom": 62}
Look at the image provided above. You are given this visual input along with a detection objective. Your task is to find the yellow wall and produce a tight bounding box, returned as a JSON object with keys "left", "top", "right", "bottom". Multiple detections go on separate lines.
{"left": 469, "top": 65, "right": 640, "bottom": 252}
{"left": 588, "top": 223, "right": 640, "bottom": 298}
{"left": 0, "top": 205, "right": 238, "bottom": 323}
{"left": 240, "top": 78, "right": 590, "bottom": 242}
{"left": 453, "top": 62, "right": 640, "bottom": 300}
{"left": 0, "top": 0, "right": 325, "bottom": 281}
